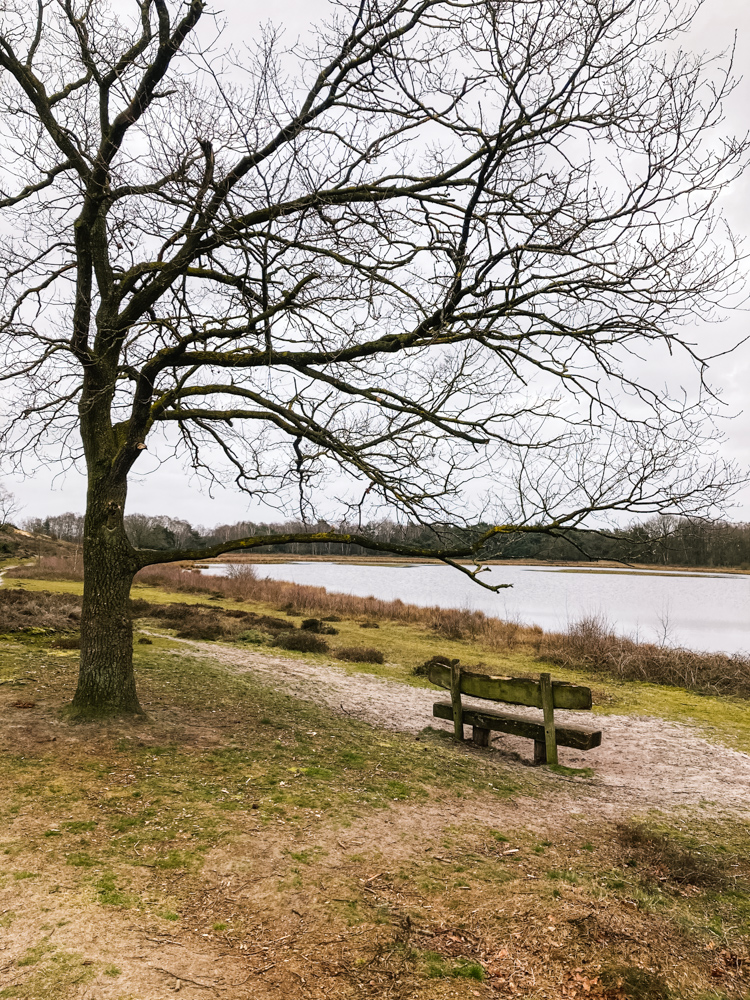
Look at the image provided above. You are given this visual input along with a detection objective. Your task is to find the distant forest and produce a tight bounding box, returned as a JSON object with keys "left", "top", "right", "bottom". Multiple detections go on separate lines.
{"left": 21, "top": 512, "right": 750, "bottom": 569}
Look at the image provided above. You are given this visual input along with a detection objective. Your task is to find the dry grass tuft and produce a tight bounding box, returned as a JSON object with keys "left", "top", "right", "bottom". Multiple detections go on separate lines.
{"left": 614, "top": 821, "right": 731, "bottom": 892}
{"left": 540, "top": 615, "right": 750, "bottom": 699}
{"left": 599, "top": 964, "right": 671, "bottom": 1000}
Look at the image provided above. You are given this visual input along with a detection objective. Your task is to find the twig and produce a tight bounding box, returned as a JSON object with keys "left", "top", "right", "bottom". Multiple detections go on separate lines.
{"left": 153, "top": 968, "right": 215, "bottom": 990}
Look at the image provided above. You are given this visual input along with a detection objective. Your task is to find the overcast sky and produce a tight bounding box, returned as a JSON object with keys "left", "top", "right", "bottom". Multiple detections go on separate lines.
{"left": 6, "top": 0, "right": 750, "bottom": 526}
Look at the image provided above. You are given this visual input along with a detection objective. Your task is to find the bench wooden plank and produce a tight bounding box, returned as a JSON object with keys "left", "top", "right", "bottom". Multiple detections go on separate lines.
{"left": 428, "top": 663, "right": 592, "bottom": 710}
{"left": 432, "top": 701, "right": 602, "bottom": 751}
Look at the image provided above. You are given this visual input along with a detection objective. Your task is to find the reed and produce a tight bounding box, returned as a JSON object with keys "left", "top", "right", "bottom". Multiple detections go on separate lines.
{"left": 539, "top": 614, "right": 750, "bottom": 699}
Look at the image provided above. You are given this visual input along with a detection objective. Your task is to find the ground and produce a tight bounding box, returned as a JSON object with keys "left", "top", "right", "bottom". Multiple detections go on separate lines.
{"left": 0, "top": 574, "right": 748, "bottom": 999}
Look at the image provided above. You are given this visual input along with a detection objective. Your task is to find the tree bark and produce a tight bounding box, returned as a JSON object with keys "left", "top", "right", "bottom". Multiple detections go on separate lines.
{"left": 72, "top": 475, "right": 142, "bottom": 715}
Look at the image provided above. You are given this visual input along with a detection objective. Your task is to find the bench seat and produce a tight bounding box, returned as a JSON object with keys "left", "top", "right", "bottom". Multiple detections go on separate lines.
{"left": 433, "top": 700, "right": 602, "bottom": 751}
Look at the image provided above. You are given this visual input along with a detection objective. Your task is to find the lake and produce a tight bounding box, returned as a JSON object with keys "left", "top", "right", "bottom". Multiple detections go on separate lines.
{"left": 201, "top": 561, "right": 750, "bottom": 656}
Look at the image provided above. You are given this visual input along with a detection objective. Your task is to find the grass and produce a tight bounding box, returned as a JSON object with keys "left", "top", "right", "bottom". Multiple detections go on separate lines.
{"left": 2, "top": 572, "right": 750, "bottom": 997}
{"left": 0, "top": 631, "right": 748, "bottom": 997}
{"left": 5, "top": 572, "right": 750, "bottom": 757}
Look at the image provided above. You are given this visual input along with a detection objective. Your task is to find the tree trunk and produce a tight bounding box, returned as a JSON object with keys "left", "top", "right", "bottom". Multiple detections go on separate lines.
{"left": 72, "top": 478, "right": 142, "bottom": 715}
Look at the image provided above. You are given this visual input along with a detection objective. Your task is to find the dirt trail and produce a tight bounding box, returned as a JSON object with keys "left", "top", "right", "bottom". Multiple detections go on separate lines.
{"left": 163, "top": 636, "right": 750, "bottom": 817}
{"left": 0, "top": 563, "right": 21, "bottom": 586}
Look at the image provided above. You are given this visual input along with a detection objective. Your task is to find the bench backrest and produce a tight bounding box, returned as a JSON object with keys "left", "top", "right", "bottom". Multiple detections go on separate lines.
{"left": 427, "top": 662, "right": 592, "bottom": 710}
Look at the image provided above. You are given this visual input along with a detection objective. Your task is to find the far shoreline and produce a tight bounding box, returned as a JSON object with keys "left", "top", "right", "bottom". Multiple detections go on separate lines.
{"left": 189, "top": 553, "right": 750, "bottom": 577}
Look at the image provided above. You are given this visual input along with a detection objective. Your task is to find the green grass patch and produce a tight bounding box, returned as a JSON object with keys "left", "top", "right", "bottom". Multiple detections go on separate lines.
{"left": 422, "top": 951, "right": 486, "bottom": 980}
{"left": 0, "top": 949, "right": 97, "bottom": 998}
{"left": 548, "top": 763, "right": 594, "bottom": 778}
{"left": 94, "top": 872, "right": 133, "bottom": 907}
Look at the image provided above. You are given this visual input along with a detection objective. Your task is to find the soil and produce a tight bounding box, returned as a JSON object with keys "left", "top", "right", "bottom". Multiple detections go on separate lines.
{"left": 168, "top": 636, "right": 750, "bottom": 818}
{"left": 2, "top": 632, "right": 749, "bottom": 1000}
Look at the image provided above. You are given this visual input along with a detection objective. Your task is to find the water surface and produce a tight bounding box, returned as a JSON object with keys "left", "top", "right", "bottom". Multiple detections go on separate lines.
{"left": 203, "top": 561, "right": 750, "bottom": 655}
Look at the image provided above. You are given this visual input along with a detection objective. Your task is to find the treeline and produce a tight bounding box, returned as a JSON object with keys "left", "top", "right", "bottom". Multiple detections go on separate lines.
{"left": 21, "top": 512, "right": 750, "bottom": 569}
{"left": 486, "top": 517, "right": 750, "bottom": 568}
{"left": 24, "top": 512, "right": 201, "bottom": 551}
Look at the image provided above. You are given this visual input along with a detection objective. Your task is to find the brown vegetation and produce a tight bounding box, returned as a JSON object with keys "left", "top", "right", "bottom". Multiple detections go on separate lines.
{"left": 0, "top": 587, "right": 81, "bottom": 632}
{"left": 0, "top": 526, "right": 79, "bottom": 567}
{"left": 271, "top": 630, "right": 329, "bottom": 653}
{"left": 333, "top": 646, "right": 385, "bottom": 664}
{"left": 12, "top": 553, "right": 84, "bottom": 581}
{"left": 9, "top": 557, "right": 750, "bottom": 701}
{"left": 539, "top": 616, "right": 750, "bottom": 700}
{"left": 137, "top": 599, "right": 290, "bottom": 643}
{"left": 614, "top": 821, "right": 731, "bottom": 892}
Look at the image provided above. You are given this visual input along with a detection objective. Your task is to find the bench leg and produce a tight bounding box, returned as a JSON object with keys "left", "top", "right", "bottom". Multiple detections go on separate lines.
{"left": 534, "top": 740, "right": 547, "bottom": 765}
{"left": 539, "top": 672, "right": 559, "bottom": 765}
{"left": 472, "top": 726, "right": 490, "bottom": 747}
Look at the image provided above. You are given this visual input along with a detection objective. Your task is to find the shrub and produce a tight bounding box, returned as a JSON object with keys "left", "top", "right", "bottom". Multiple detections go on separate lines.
{"left": 237, "top": 629, "right": 267, "bottom": 645}
{"left": 540, "top": 615, "right": 750, "bottom": 699}
{"left": 176, "top": 623, "right": 225, "bottom": 641}
{"left": 334, "top": 646, "right": 384, "bottom": 663}
{"left": 0, "top": 588, "right": 82, "bottom": 633}
{"left": 301, "top": 617, "right": 323, "bottom": 632}
{"left": 272, "top": 631, "right": 329, "bottom": 653}
{"left": 412, "top": 654, "right": 458, "bottom": 676}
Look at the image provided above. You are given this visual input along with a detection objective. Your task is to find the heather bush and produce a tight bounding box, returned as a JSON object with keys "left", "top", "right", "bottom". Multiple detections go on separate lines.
{"left": 334, "top": 646, "right": 385, "bottom": 664}
{"left": 237, "top": 629, "right": 268, "bottom": 645}
{"left": 0, "top": 588, "right": 82, "bottom": 632}
{"left": 272, "top": 631, "right": 329, "bottom": 653}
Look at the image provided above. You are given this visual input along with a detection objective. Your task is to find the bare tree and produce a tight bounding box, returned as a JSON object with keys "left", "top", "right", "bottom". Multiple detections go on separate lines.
{"left": 0, "top": 482, "right": 21, "bottom": 525}
{"left": 0, "top": 0, "right": 745, "bottom": 713}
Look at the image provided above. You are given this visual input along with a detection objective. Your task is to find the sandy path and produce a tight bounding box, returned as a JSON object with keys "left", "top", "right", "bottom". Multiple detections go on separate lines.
{"left": 161, "top": 636, "right": 750, "bottom": 816}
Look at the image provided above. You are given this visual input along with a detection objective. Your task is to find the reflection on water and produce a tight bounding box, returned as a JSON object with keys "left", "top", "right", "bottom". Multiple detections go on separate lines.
{"left": 201, "top": 561, "right": 750, "bottom": 655}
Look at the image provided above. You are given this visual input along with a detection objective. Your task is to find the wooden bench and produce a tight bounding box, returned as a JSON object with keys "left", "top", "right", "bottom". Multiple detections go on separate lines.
{"left": 429, "top": 661, "right": 602, "bottom": 765}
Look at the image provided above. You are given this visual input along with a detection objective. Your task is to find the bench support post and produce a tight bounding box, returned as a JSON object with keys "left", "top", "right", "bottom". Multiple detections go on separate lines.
{"left": 540, "top": 672, "right": 558, "bottom": 765}
{"left": 450, "top": 662, "right": 464, "bottom": 742}
{"left": 472, "top": 726, "right": 490, "bottom": 747}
